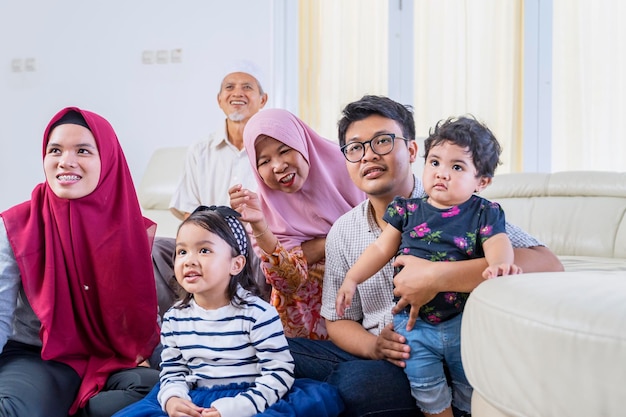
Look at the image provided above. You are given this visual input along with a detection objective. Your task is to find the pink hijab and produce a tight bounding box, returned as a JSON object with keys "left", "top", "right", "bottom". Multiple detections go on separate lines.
{"left": 1, "top": 107, "right": 159, "bottom": 413}
{"left": 244, "top": 108, "right": 365, "bottom": 250}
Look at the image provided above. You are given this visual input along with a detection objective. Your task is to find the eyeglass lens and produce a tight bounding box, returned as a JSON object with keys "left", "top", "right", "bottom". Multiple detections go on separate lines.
{"left": 343, "top": 134, "right": 396, "bottom": 162}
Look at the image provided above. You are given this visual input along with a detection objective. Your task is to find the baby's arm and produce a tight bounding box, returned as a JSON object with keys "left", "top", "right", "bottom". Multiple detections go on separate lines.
{"left": 482, "top": 233, "right": 523, "bottom": 279}
{"left": 336, "top": 225, "right": 401, "bottom": 316}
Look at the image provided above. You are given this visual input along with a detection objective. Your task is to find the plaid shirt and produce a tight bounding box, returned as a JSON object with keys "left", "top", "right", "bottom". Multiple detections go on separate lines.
{"left": 321, "top": 176, "right": 542, "bottom": 335}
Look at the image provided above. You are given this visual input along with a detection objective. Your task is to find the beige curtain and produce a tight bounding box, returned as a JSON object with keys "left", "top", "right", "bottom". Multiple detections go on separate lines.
{"left": 298, "top": 0, "right": 388, "bottom": 141}
{"left": 552, "top": 0, "right": 626, "bottom": 171}
{"left": 413, "top": 1, "right": 524, "bottom": 173}
{"left": 300, "top": 0, "right": 626, "bottom": 173}
{"left": 300, "top": 0, "right": 523, "bottom": 171}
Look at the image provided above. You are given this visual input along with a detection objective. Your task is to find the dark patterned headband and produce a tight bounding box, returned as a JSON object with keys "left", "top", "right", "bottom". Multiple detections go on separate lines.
{"left": 191, "top": 205, "right": 248, "bottom": 256}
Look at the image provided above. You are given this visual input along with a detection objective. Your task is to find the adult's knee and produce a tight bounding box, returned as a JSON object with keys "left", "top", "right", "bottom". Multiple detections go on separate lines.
{"left": 106, "top": 367, "right": 160, "bottom": 395}
{"left": 0, "top": 396, "right": 25, "bottom": 417}
{"left": 328, "top": 360, "right": 418, "bottom": 417}
{"left": 0, "top": 395, "right": 65, "bottom": 417}
{"left": 0, "top": 348, "right": 80, "bottom": 417}
{"left": 152, "top": 236, "right": 178, "bottom": 315}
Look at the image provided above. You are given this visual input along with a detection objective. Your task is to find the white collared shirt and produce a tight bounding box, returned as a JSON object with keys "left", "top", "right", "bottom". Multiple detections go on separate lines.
{"left": 169, "top": 121, "right": 257, "bottom": 214}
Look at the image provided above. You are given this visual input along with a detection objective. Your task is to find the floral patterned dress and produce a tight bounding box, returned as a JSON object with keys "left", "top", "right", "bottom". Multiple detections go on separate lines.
{"left": 385, "top": 194, "right": 507, "bottom": 324}
{"left": 259, "top": 241, "right": 328, "bottom": 340}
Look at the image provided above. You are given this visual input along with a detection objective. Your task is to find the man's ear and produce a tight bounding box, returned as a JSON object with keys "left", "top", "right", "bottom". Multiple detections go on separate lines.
{"left": 475, "top": 176, "right": 493, "bottom": 193}
{"left": 230, "top": 254, "right": 246, "bottom": 276}
{"left": 408, "top": 139, "right": 419, "bottom": 163}
{"left": 259, "top": 93, "right": 269, "bottom": 108}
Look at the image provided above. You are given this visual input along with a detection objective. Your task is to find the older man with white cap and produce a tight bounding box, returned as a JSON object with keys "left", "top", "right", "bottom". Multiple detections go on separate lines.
{"left": 153, "top": 60, "right": 270, "bottom": 317}
{"left": 170, "top": 60, "right": 268, "bottom": 219}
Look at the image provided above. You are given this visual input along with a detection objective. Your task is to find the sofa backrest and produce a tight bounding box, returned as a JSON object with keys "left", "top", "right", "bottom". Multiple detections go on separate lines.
{"left": 480, "top": 171, "right": 626, "bottom": 259}
{"left": 138, "top": 146, "right": 187, "bottom": 238}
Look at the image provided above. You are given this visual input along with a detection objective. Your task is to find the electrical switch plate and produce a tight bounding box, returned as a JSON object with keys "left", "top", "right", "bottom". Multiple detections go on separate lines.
{"left": 24, "top": 58, "right": 36, "bottom": 72}
{"left": 156, "top": 50, "right": 168, "bottom": 64}
{"left": 11, "top": 58, "right": 22, "bottom": 72}
{"left": 142, "top": 50, "right": 154, "bottom": 65}
{"left": 171, "top": 48, "right": 182, "bottom": 63}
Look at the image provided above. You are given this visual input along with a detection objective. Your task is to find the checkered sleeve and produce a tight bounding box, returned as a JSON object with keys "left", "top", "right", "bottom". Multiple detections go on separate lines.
{"left": 505, "top": 221, "right": 544, "bottom": 248}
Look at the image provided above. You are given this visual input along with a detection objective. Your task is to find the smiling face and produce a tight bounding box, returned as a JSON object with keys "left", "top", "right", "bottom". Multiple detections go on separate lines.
{"left": 343, "top": 114, "right": 418, "bottom": 203}
{"left": 254, "top": 135, "right": 310, "bottom": 193}
{"left": 217, "top": 72, "right": 268, "bottom": 123}
{"left": 174, "top": 222, "right": 245, "bottom": 309}
{"left": 422, "top": 140, "right": 491, "bottom": 208}
{"left": 44, "top": 123, "right": 101, "bottom": 200}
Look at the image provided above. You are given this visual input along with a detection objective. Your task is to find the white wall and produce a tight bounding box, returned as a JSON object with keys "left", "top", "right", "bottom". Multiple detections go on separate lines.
{"left": 0, "top": 0, "right": 292, "bottom": 211}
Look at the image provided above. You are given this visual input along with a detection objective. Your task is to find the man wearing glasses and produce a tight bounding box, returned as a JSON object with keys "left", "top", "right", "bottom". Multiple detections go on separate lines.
{"left": 287, "top": 95, "right": 563, "bottom": 417}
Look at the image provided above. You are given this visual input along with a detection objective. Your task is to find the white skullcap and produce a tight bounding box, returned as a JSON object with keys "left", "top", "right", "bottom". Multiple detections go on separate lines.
{"left": 222, "top": 59, "right": 267, "bottom": 93}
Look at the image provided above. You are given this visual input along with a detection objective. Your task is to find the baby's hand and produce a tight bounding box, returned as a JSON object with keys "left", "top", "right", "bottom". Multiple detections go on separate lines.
{"left": 482, "top": 263, "right": 523, "bottom": 279}
{"left": 336, "top": 280, "right": 357, "bottom": 316}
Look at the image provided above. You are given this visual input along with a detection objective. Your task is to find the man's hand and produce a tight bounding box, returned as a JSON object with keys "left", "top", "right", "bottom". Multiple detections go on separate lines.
{"left": 391, "top": 256, "right": 439, "bottom": 331}
{"left": 375, "top": 323, "right": 410, "bottom": 367}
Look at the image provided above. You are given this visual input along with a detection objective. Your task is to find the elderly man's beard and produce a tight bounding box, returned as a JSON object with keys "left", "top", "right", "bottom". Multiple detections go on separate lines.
{"left": 227, "top": 111, "right": 246, "bottom": 122}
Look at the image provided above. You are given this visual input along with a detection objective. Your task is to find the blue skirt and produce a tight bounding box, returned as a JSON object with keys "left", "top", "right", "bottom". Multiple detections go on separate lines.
{"left": 113, "top": 378, "right": 343, "bottom": 417}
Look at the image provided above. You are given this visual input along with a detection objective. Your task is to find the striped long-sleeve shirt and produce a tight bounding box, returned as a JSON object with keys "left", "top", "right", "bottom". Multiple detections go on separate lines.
{"left": 157, "top": 287, "right": 294, "bottom": 417}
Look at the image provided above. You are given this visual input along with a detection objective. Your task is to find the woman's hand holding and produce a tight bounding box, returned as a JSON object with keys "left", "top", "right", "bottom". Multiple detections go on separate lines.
{"left": 229, "top": 184, "right": 279, "bottom": 253}
{"left": 228, "top": 184, "right": 264, "bottom": 226}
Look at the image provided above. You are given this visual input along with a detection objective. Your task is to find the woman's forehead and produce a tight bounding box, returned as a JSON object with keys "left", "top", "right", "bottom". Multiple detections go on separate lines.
{"left": 255, "top": 134, "right": 282, "bottom": 151}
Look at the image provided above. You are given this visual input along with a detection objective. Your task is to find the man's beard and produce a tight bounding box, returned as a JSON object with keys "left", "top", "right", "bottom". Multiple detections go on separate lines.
{"left": 228, "top": 111, "right": 246, "bottom": 122}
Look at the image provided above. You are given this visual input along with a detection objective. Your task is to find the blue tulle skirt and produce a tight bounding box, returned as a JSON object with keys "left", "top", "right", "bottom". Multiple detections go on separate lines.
{"left": 113, "top": 378, "right": 343, "bottom": 417}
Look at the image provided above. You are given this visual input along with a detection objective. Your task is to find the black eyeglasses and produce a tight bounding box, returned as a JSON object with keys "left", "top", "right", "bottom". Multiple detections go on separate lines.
{"left": 340, "top": 133, "right": 410, "bottom": 163}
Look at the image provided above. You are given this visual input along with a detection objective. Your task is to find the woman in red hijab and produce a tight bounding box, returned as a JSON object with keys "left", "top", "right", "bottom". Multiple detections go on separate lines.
{"left": 0, "top": 107, "right": 160, "bottom": 417}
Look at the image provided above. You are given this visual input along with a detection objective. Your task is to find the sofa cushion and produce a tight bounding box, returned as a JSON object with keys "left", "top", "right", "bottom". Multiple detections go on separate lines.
{"left": 461, "top": 271, "right": 626, "bottom": 416}
{"left": 481, "top": 171, "right": 626, "bottom": 263}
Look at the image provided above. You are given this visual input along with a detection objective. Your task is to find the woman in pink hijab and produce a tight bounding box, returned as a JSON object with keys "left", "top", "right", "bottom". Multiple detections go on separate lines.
{"left": 0, "top": 107, "right": 160, "bottom": 416}
{"left": 229, "top": 108, "right": 365, "bottom": 340}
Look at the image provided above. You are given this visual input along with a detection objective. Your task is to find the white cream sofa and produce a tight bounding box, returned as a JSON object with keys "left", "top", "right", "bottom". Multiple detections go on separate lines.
{"left": 137, "top": 146, "right": 188, "bottom": 238}
{"left": 139, "top": 150, "right": 626, "bottom": 416}
{"left": 461, "top": 171, "right": 626, "bottom": 417}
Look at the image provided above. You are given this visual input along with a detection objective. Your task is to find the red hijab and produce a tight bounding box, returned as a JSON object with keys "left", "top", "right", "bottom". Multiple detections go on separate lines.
{"left": 1, "top": 107, "right": 159, "bottom": 413}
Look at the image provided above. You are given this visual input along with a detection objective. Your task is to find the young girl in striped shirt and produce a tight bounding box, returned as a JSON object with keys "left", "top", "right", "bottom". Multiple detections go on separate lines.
{"left": 115, "top": 206, "right": 342, "bottom": 417}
